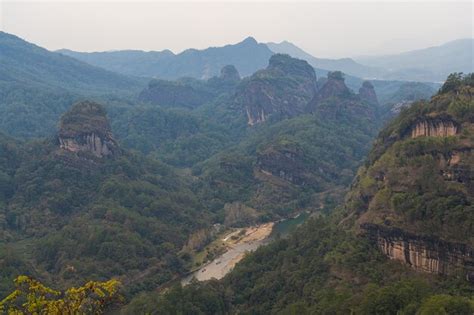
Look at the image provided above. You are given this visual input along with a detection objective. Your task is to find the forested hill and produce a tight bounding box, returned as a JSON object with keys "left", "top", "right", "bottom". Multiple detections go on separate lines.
{"left": 0, "top": 55, "right": 390, "bottom": 307}
{"left": 0, "top": 101, "right": 212, "bottom": 297}
{"left": 130, "top": 74, "right": 474, "bottom": 314}
{"left": 345, "top": 73, "right": 474, "bottom": 267}
{"left": 0, "top": 31, "right": 146, "bottom": 138}
{"left": 0, "top": 32, "right": 438, "bottom": 141}
{"left": 0, "top": 31, "right": 144, "bottom": 93}
{"left": 58, "top": 37, "right": 274, "bottom": 79}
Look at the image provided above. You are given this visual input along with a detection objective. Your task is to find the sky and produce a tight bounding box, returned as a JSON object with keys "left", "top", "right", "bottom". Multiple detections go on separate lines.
{"left": 0, "top": 0, "right": 472, "bottom": 58}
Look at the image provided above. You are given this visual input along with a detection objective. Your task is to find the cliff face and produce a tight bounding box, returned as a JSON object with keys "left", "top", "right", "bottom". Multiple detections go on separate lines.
{"left": 359, "top": 81, "right": 379, "bottom": 107}
{"left": 234, "top": 54, "right": 318, "bottom": 125}
{"left": 363, "top": 223, "right": 474, "bottom": 281}
{"left": 411, "top": 118, "right": 458, "bottom": 138}
{"left": 235, "top": 65, "right": 380, "bottom": 125}
{"left": 58, "top": 101, "right": 119, "bottom": 158}
{"left": 256, "top": 145, "right": 311, "bottom": 186}
{"left": 138, "top": 79, "right": 214, "bottom": 109}
{"left": 316, "top": 71, "right": 351, "bottom": 100}
{"left": 219, "top": 65, "right": 240, "bottom": 83}
{"left": 139, "top": 65, "right": 241, "bottom": 109}
{"left": 307, "top": 72, "right": 375, "bottom": 121}
{"left": 344, "top": 75, "right": 474, "bottom": 280}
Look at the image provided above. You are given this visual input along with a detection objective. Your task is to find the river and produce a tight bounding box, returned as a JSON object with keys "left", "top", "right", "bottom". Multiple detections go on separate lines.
{"left": 182, "top": 212, "right": 310, "bottom": 285}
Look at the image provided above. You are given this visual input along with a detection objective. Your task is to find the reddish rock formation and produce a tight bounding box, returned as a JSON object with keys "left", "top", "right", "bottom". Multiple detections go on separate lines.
{"left": 58, "top": 101, "right": 119, "bottom": 158}
{"left": 234, "top": 54, "right": 318, "bottom": 125}
{"left": 411, "top": 118, "right": 459, "bottom": 138}
{"left": 362, "top": 223, "right": 474, "bottom": 281}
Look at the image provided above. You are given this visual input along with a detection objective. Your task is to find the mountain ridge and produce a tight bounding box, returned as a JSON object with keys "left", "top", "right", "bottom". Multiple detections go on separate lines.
{"left": 58, "top": 36, "right": 273, "bottom": 79}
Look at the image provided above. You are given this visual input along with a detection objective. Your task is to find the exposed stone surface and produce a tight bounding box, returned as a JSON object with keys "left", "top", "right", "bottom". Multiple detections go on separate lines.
{"left": 315, "top": 71, "right": 351, "bottom": 101}
{"left": 219, "top": 65, "right": 240, "bottom": 82}
{"left": 359, "top": 81, "right": 379, "bottom": 106}
{"left": 344, "top": 77, "right": 474, "bottom": 282}
{"left": 234, "top": 64, "right": 379, "bottom": 125}
{"left": 138, "top": 79, "right": 214, "bottom": 109}
{"left": 362, "top": 223, "right": 474, "bottom": 281}
{"left": 234, "top": 54, "right": 318, "bottom": 125}
{"left": 257, "top": 145, "right": 311, "bottom": 186}
{"left": 58, "top": 101, "right": 119, "bottom": 158}
{"left": 139, "top": 65, "right": 241, "bottom": 108}
{"left": 411, "top": 117, "right": 459, "bottom": 138}
{"left": 391, "top": 100, "right": 413, "bottom": 114}
{"left": 307, "top": 72, "right": 375, "bottom": 120}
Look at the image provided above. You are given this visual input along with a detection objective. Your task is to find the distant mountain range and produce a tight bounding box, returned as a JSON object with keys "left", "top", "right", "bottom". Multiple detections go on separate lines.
{"left": 355, "top": 38, "right": 474, "bottom": 82}
{"left": 58, "top": 37, "right": 273, "bottom": 80}
{"left": 57, "top": 36, "right": 473, "bottom": 83}
{"left": 266, "top": 41, "right": 382, "bottom": 79}
{"left": 0, "top": 31, "right": 147, "bottom": 138}
{"left": 0, "top": 31, "right": 144, "bottom": 94}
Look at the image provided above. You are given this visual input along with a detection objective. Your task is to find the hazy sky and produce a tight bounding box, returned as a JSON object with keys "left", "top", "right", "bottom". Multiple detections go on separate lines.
{"left": 0, "top": 0, "right": 472, "bottom": 58}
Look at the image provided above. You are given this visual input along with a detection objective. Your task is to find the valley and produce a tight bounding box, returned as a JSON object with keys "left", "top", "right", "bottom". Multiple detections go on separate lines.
{"left": 182, "top": 222, "right": 275, "bottom": 284}
{"left": 0, "top": 7, "right": 472, "bottom": 311}
{"left": 183, "top": 212, "right": 311, "bottom": 284}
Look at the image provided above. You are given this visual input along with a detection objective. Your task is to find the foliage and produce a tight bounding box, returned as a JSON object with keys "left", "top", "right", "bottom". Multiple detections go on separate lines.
{"left": 327, "top": 71, "right": 345, "bottom": 80}
{"left": 0, "top": 134, "right": 211, "bottom": 298}
{"left": 417, "top": 294, "right": 474, "bottom": 315}
{"left": 348, "top": 75, "right": 474, "bottom": 242}
{"left": 126, "top": 74, "right": 474, "bottom": 314}
{"left": 0, "top": 275, "right": 121, "bottom": 314}
{"left": 135, "top": 217, "right": 474, "bottom": 314}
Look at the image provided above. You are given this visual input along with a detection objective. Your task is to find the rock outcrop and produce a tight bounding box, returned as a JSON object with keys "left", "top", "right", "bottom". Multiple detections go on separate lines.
{"left": 315, "top": 71, "right": 351, "bottom": 100}
{"left": 343, "top": 75, "right": 474, "bottom": 281}
{"left": 307, "top": 72, "right": 375, "bottom": 120}
{"left": 362, "top": 223, "right": 474, "bottom": 281}
{"left": 359, "top": 81, "right": 379, "bottom": 106}
{"left": 257, "top": 144, "right": 311, "bottom": 186}
{"left": 411, "top": 117, "right": 459, "bottom": 138}
{"left": 234, "top": 54, "right": 318, "bottom": 125}
{"left": 139, "top": 65, "right": 241, "bottom": 108}
{"left": 138, "top": 79, "right": 214, "bottom": 109}
{"left": 58, "top": 101, "right": 119, "bottom": 158}
{"left": 219, "top": 65, "right": 240, "bottom": 83}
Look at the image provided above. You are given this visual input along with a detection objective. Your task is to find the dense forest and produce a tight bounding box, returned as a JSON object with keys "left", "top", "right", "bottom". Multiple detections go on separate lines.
{"left": 121, "top": 74, "right": 474, "bottom": 314}
{"left": 0, "top": 30, "right": 472, "bottom": 314}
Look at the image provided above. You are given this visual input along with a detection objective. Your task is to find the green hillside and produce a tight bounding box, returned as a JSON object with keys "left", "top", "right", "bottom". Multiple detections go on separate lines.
{"left": 129, "top": 74, "right": 474, "bottom": 314}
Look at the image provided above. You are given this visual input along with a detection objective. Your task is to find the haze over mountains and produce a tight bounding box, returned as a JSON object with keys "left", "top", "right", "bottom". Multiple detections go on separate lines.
{"left": 0, "top": 27, "right": 473, "bottom": 314}
{"left": 356, "top": 38, "right": 474, "bottom": 82}
{"left": 58, "top": 36, "right": 473, "bottom": 82}
{"left": 0, "top": 31, "right": 442, "bottom": 140}
{"left": 58, "top": 37, "right": 273, "bottom": 79}
{"left": 0, "top": 32, "right": 144, "bottom": 94}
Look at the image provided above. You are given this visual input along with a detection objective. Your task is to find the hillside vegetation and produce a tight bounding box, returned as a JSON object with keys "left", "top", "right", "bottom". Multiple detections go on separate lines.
{"left": 126, "top": 74, "right": 474, "bottom": 314}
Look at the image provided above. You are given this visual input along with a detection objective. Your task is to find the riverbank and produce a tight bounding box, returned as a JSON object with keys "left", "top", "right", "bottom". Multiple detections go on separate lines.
{"left": 182, "top": 222, "right": 274, "bottom": 284}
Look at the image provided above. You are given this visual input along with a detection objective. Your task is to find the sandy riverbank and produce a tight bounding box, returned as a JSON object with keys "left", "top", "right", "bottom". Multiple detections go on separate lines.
{"left": 182, "top": 222, "right": 274, "bottom": 284}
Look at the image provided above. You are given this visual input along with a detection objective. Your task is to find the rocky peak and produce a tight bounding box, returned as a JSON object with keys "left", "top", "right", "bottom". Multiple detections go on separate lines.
{"left": 58, "top": 101, "right": 119, "bottom": 158}
{"left": 267, "top": 54, "right": 317, "bottom": 80}
{"left": 317, "top": 71, "right": 351, "bottom": 99}
{"left": 239, "top": 36, "right": 258, "bottom": 46}
{"left": 307, "top": 71, "right": 369, "bottom": 118}
{"left": 235, "top": 54, "right": 318, "bottom": 125}
{"left": 359, "top": 81, "right": 379, "bottom": 106}
{"left": 220, "top": 65, "right": 240, "bottom": 82}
